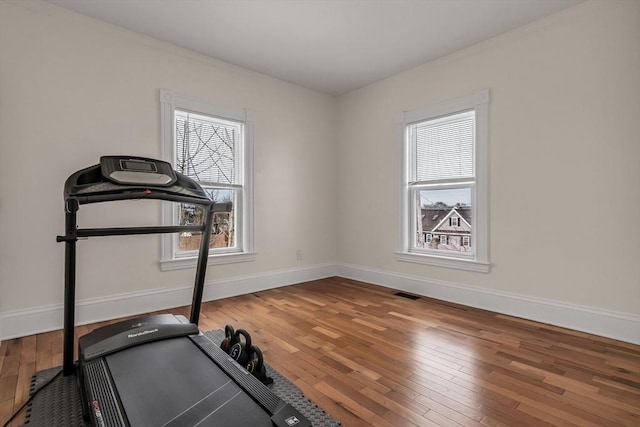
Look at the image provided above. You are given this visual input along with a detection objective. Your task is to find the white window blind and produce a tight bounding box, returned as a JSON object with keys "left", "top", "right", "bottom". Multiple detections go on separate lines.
{"left": 413, "top": 110, "right": 475, "bottom": 182}
{"left": 175, "top": 110, "right": 242, "bottom": 186}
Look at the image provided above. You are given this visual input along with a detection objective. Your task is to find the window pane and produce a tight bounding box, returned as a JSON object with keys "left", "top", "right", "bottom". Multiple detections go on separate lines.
{"left": 414, "top": 111, "right": 474, "bottom": 182}
{"left": 177, "top": 188, "right": 236, "bottom": 253}
{"left": 415, "top": 188, "right": 472, "bottom": 253}
{"left": 175, "top": 109, "right": 242, "bottom": 185}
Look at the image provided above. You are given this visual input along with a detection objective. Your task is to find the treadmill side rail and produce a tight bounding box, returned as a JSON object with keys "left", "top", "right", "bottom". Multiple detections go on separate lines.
{"left": 83, "top": 358, "right": 129, "bottom": 427}
{"left": 189, "top": 334, "right": 312, "bottom": 427}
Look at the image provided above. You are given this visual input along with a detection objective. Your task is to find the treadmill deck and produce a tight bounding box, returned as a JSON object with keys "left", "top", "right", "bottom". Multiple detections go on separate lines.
{"left": 25, "top": 329, "right": 341, "bottom": 427}
{"left": 104, "top": 337, "right": 272, "bottom": 426}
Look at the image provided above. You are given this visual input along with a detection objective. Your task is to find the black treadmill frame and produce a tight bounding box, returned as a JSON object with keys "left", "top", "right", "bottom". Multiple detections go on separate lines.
{"left": 56, "top": 158, "right": 312, "bottom": 427}
{"left": 57, "top": 160, "right": 220, "bottom": 376}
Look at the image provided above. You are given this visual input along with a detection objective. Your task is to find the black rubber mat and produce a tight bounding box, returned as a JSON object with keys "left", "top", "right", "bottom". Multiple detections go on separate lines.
{"left": 24, "top": 367, "right": 84, "bottom": 425}
{"left": 23, "top": 329, "right": 340, "bottom": 427}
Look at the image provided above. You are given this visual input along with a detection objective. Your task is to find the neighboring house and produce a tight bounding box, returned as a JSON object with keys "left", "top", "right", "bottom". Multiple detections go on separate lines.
{"left": 420, "top": 206, "right": 472, "bottom": 251}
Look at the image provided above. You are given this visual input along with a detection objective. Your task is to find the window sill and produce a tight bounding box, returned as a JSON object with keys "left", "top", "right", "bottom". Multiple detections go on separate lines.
{"left": 160, "top": 252, "right": 257, "bottom": 271}
{"left": 394, "top": 252, "right": 490, "bottom": 273}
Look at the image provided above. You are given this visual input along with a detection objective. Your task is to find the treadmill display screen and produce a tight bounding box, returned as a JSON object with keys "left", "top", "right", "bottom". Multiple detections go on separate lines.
{"left": 121, "top": 160, "right": 157, "bottom": 172}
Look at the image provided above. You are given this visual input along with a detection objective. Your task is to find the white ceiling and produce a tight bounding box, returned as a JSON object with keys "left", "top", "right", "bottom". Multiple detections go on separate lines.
{"left": 45, "top": 0, "right": 584, "bottom": 96}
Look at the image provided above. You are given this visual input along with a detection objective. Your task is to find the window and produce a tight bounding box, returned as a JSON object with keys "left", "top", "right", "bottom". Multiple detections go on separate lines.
{"left": 159, "top": 89, "right": 255, "bottom": 270}
{"left": 395, "top": 90, "right": 490, "bottom": 272}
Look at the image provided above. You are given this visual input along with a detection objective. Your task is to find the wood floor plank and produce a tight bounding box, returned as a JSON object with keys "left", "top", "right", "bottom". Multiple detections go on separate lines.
{"left": 2, "top": 277, "right": 639, "bottom": 427}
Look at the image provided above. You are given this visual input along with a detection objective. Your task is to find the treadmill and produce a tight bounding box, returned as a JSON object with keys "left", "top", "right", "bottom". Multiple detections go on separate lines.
{"left": 57, "top": 156, "right": 310, "bottom": 427}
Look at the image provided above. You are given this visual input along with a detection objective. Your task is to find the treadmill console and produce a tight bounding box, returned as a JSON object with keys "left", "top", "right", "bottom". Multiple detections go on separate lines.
{"left": 100, "top": 155, "right": 177, "bottom": 186}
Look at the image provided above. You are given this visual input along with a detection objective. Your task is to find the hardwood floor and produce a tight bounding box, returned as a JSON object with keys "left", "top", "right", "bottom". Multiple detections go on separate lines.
{"left": 2, "top": 277, "right": 639, "bottom": 426}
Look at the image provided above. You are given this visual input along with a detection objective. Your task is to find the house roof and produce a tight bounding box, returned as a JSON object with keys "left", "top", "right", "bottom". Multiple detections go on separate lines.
{"left": 421, "top": 207, "right": 471, "bottom": 232}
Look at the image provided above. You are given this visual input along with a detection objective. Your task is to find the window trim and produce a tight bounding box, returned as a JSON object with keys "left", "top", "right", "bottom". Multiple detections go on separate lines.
{"left": 159, "top": 89, "right": 255, "bottom": 271}
{"left": 395, "top": 90, "right": 490, "bottom": 273}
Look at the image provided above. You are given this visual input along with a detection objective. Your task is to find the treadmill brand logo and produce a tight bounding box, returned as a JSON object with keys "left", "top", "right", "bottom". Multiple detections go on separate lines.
{"left": 127, "top": 328, "right": 159, "bottom": 339}
{"left": 285, "top": 416, "right": 300, "bottom": 426}
{"left": 91, "top": 400, "right": 105, "bottom": 427}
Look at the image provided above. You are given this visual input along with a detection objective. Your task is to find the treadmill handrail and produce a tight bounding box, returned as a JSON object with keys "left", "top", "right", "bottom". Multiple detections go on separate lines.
{"left": 69, "top": 190, "right": 212, "bottom": 206}
{"left": 56, "top": 203, "right": 232, "bottom": 242}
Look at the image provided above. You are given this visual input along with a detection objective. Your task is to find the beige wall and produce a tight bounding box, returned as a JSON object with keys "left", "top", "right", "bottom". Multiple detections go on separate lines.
{"left": 337, "top": 0, "right": 640, "bottom": 314}
{"left": 0, "top": 0, "right": 338, "bottom": 312}
{"left": 1, "top": 0, "right": 638, "bottom": 336}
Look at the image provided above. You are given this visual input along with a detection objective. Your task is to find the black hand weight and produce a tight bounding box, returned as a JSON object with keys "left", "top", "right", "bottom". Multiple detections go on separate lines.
{"left": 246, "top": 345, "right": 273, "bottom": 386}
{"left": 228, "top": 328, "right": 252, "bottom": 366}
{"left": 219, "top": 324, "right": 237, "bottom": 352}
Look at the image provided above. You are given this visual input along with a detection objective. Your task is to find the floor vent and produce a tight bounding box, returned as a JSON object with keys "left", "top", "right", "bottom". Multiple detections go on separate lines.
{"left": 394, "top": 292, "right": 420, "bottom": 300}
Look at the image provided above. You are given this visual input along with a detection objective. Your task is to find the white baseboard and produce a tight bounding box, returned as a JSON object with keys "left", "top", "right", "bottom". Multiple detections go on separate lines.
{"left": 336, "top": 263, "right": 640, "bottom": 345}
{"left": 0, "top": 263, "right": 337, "bottom": 341}
{"left": 2, "top": 262, "right": 638, "bottom": 345}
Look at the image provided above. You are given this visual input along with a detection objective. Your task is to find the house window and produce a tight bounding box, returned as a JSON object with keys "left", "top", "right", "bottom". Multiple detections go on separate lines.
{"left": 395, "top": 90, "right": 490, "bottom": 273}
{"left": 462, "top": 236, "right": 471, "bottom": 247}
{"left": 159, "top": 90, "right": 255, "bottom": 270}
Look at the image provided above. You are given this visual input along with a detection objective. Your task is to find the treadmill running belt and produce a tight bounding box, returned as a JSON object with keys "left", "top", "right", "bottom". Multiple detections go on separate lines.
{"left": 105, "top": 338, "right": 272, "bottom": 426}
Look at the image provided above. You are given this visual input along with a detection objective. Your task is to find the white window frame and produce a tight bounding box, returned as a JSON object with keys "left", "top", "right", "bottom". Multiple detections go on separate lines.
{"left": 395, "top": 90, "right": 490, "bottom": 273}
{"left": 159, "top": 89, "right": 255, "bottom": 271}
